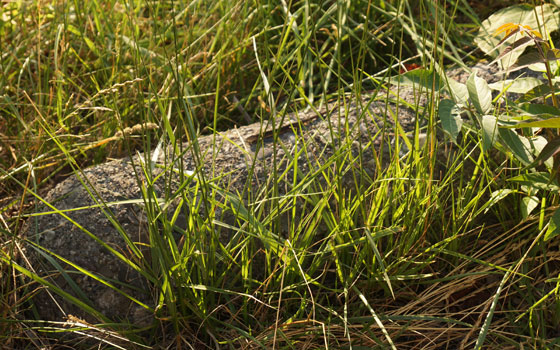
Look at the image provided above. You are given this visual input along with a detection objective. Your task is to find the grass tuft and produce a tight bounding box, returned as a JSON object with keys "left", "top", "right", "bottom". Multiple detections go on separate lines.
{"left": 2, "top": 0, "right": 560, "bottom": 349}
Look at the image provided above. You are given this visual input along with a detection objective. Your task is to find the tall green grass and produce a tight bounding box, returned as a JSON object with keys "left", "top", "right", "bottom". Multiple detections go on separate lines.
{"left": 2, "top": 0, "right": 559, "bottom": 349}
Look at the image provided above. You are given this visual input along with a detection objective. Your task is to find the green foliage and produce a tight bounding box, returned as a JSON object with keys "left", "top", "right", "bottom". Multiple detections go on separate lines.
{"left": 438, "top": 98, "right": 463, "bottom": 142}
{"left": 474, "top": 3, "right": 560, "bottom": 70}
{"left": 439, "top": 3, "right": 560, "bottom": 218}
{"left": 3, "top": 0, "right": 560, "bottom": 349}
{"left": 438, "top": 4, "right": 560, "bottom": 339}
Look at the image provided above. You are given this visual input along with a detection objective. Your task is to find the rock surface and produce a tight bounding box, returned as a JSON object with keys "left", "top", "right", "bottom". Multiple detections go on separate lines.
{"left": 22, "top": 64, "right": 528, "bottom": 324}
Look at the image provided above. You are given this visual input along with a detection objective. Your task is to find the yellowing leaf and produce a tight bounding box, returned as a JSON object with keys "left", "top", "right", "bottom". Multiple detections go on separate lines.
{"left": 494, "top": 22, "right": 521, "bottom": 37}
{"left": 494, "top": 22, "right": 542, "bottom": 40}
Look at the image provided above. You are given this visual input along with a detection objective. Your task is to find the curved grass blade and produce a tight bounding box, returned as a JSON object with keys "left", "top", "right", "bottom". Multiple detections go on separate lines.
{"left": 352, "top": 285, "right": 396, "bottom": 350}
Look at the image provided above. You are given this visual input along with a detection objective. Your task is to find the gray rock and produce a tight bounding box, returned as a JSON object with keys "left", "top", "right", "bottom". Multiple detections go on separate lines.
{"left": 23, "top": 64, "right": 525, "bottom": 324}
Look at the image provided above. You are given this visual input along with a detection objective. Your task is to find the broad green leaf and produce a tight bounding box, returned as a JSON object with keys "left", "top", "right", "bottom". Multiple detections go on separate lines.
{"left": 532, "top": 135, "right": 554, "bottom": 169}
{"left": 509, "top": 50, "right": 560, "bottom": 73}
{"left": 485, "top": 189, "right": 516, "bottom": 214}
{"left": 474, "top": 4, "right": 560, "bottom": 68}
{"left": 521, "top": 195, "right": 539, "bottom": 219}
{"left": 438, "top": 99, "right": 463, "bottom": 143}
{"left": 435, "top": 62, "right": 468, "bottom": 103}
{"left": 505, "top": 117, "right": 560, "bottom": 128}
{"left": 519, "top": 103, "right": 560, "bottom": 116}
{"left": 446, "top": 77, "right": 469, "bottom": 104}
{"left": 490, "top": 36, "right": 535, "bottom": 67}
{"left": 393, "top": 68, "right": 443, "bottom": 91}
{"left": 488, "top": 78, "right": 544, "bottom": 94}
{"left": 499, "top": 128, "right": 533, "bottom": 165}
{"left": 527, "top": 60, "right": 560, "bottom": 72}
{"left": 545, "top": 208, "right": 560, "bottom": 241}
{"left": 528, "top": 136, "right": 560, "bottom": 168}
{"left": 518, "top": 82, "right": 560, "bottom": 103}
{"left": 508, "top": 172, "right": 560, "bottom": 191}
{"left": 467, "top": 72, "right": 492, "bottom": 114}
{"left": 481, "top": 115, "right": 498, "bottom": 151}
